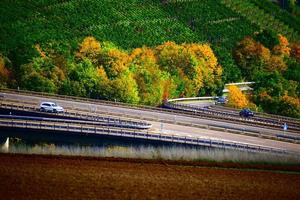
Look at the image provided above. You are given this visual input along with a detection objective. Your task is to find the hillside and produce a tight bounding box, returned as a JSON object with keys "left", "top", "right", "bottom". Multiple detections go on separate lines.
{"left": 1, "top": 1, "right": 299, "bottom": 79}
{"left": 0, "top": 0, "right": 255, "bottom": 50}
{"left": 0, "top": 1, "right": 274, "bottom": 64}
{"left": 0, "top": 0, "right": 299, "bottom": 116}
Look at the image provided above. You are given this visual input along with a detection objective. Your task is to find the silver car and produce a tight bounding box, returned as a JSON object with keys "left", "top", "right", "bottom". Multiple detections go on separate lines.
{"left": 40, "top": 102, "right": 64, "bottom": 113}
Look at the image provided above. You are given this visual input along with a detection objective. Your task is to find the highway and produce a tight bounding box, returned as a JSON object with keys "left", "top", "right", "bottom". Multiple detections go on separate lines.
{"left": 1, "top": 91, "right": 300, "bottom": 154}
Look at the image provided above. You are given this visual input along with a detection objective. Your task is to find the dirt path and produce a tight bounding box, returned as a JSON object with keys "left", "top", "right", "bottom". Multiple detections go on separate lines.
{"left": 0, "top": 154, "right": 300, "bottom": 200}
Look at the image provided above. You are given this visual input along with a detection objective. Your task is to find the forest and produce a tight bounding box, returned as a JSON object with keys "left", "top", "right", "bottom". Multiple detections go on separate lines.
{"left": 0, "top": 0, "right": 299, "bottom": 117}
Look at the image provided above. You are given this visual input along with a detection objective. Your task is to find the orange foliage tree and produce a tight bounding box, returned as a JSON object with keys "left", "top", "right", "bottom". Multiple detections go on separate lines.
{"left": 234, "top": 36, "right": 270, "bottom": 80}
{"left": 278, "top": 93, "right": 300, "bottom": 118}
{"left": 273, "top": 34, "right": 290, "bottom": 56}
{"left": 227, "top": 85, "right": 249, "bottom": 109}
{"left": 291, "top": 43, "right": 300, "bottom": 61}
{"left": 101, "top": 48, "right": 131, "bottom": 78}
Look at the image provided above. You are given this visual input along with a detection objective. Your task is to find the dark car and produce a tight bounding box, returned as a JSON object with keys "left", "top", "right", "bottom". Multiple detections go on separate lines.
{"left": 239, "top": 108, "right": 254, "bottom": 118}
{"left": 215, "top": 96, "right": 228, "bottom": 105}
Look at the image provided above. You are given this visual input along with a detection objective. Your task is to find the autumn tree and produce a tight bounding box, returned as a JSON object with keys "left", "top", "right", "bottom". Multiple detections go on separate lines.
{"left": 155, "top": 42, "right": 222, "bottom": 97}
{"left": 76, "top": 37, "right": 101, "bottom": 64}
{"left": 185, "top": 43, "right": 223, "bottom": 96}
{"left": 155, "top": 42, "right": 199, "bottom": 97}
{"left": 0, "top": 55, "right": 13, "bottom": 87}
{"left": 291, "top": 43, "right": 300, "bottom": 61}
{"left": 234, "top": 37, "right": 270, "bottom": 80}
{"left": 227, "top": 85, "right": 249, "bottom": 109}
{"left": 278, "top": 93, "right": 300, "bottom": 118}
{"left": 100, "top": 48, "right": 131, "bottom": 79}
{"left": 130, "top": 47, "right": 164, "bottom": 105}
{"left": 265, "top": 55, "right": 287, "bottom": 72}
{"left": 273, "top": 34, "right": 291, "bottom": 56}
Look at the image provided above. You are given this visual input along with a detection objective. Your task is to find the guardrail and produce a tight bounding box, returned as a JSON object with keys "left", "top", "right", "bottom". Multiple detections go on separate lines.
{"left": 0, "top": 101, "right": 152, "bottom": 129}
{"left": 164, "top": 101, "right": 300, "bottom": 132}
{"left": 0, "top": 115, "right": 150, "bottom": 130}
{"left": 168, "top": 94, "right": 300, "bottom": 125}
{"left": 168, "top": 96, "right": 217, "bottom": 102}
{"left": 212, "top": 105, "right": 300, "bottom": 123}
{"left": 0, "top": 117, "right": 297, "bottom": 156}
{"left": 0, "top": 88, "right": 156, "bottom": 111}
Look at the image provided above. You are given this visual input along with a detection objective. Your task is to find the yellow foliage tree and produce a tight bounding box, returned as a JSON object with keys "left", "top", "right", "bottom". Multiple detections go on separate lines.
{"left": 266, "top": 55, "right": 287, "bottom": 72}
{"left": 130, "top": 47, "right": 164, "bottom": 105}
{"left": 185, "top": 43, "right": 218, "bottom": 71}
{"left": 279, "top": 93, "right": 300, "bottom": 118}
{"left": 105, "top": 49, "right": 131, "bottom": 78}
{"left": 76, "top": 37, "right": 101, "bottom": 62}
{"left": 155, "top": 41, "right": 222, "bottom": 97}
{"left": 130, "top": 47, "right": 157, "bottom": 64}
{"left": 227, "top": 85, "right": 249, "bottom": 109}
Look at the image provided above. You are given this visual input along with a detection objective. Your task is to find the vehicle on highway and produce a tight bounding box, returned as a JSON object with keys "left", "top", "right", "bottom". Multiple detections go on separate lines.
{"left": 215, "top": 96, "right": 228, "bottom": 105}
{"left": 239, "top": 108, "right": 254, "bottom": 118}
{"left": 40, "top": 102, "right": 64, "bottom": 113}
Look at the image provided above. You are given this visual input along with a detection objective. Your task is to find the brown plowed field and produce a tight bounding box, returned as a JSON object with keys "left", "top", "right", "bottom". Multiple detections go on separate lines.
{"left": 0, "top": 153, "right": 300, "bottom": 200}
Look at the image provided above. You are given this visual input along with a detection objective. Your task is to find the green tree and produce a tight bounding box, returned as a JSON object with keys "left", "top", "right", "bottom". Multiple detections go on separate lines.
{"left": 0, "top": 55, "right": 13, "bottom": 87}
{"left": 130, "top": 47, "right": 164, "bottom": 105}
{"left": 108, "top": 73, "right": 140, "bottom": 104}
{"left": 253, "top": 30, "right": 279, "bottom": 50}
{"left": 19, "top": 57, "right": 64, "bottom": 93}
{"left": 64, "top": 58, "right": 99, "bottom": 98}
{"left": 214, "top": 47, "right": 242, "bottom": 83}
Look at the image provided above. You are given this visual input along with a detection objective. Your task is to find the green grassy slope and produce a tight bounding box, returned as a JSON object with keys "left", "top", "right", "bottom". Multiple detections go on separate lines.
{"left": 0, "top": 0, "right": 298, "bottom": 74}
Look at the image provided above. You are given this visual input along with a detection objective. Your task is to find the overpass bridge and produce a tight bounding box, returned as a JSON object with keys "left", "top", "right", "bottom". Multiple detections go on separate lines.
{"left": 0, "top": 115, "right": 297, "bottom": 156}
{"left": 1, "top": 89, "right": 300, "bottom": 155}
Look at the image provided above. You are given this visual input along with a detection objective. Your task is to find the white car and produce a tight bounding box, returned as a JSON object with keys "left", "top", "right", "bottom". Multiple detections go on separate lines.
{"left": 40, "top": 102, "right": 64, "bottom": 113}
